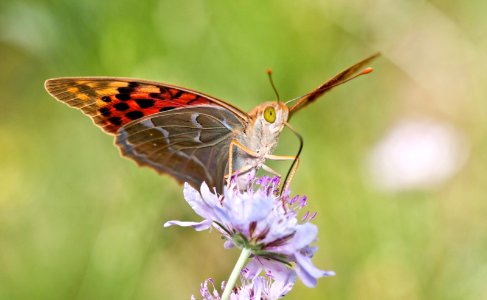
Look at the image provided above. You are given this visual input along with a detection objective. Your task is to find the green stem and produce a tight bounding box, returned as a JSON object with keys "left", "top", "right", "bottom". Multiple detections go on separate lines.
{"left": 221, "top": 248, "right": 252, "bottom": 300}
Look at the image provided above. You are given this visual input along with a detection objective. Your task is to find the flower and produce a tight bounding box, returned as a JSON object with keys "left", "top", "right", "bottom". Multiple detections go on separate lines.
{"left": 164, "top": 175, "right": 334, "bottom": 287}
{"left": 193, "top": 273, "right": 296, "bottom": 300}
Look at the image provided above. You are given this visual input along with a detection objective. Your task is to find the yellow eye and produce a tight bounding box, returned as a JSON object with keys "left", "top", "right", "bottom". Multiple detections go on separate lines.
{"left": 263, "top": 106, "right": 276, "bottom": 123}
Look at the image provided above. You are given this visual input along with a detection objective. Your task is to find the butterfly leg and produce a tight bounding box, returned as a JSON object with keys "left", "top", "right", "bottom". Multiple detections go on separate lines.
{"left": 264, "top": 154, "right": 300, "bottom": 192}
{"left": 223, "top": 164, "right": 254, "bottom": 180}
{"left": 227, "top": 139, "right": 260, "bottom": 187}
{"left": 262, "top": 164, "right": 281, "bottom": 177}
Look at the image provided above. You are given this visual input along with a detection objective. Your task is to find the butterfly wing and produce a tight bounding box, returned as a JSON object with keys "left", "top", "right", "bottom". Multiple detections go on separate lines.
{"left": 45, "top": 77, "right": 249, "bottom": 133}
{"left": 289, "top": 53, "right": 379, "bottom": 115}
{"left": 45, "top": 77, "right": 249, "bottom": 190}
{"left": 116, "top": 105, "right": 242, "bottom": 191}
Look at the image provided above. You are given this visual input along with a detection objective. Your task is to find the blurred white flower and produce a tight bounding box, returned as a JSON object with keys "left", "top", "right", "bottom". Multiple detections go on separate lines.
{"left": 367, "top": 118, "right": 469, "bottom": 192}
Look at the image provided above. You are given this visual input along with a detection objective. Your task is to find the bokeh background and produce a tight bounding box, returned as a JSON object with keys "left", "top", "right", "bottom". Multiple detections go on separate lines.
{"left": 1, "top": 0, "right": 486, "bottom": 299}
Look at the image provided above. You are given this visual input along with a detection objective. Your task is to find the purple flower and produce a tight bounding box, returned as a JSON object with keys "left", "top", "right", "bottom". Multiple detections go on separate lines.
{"left": 193, "top": 273, "right": 296, "bottom": 300}
{"left": 165, "top": 175, "right": 334, "bottom": 287}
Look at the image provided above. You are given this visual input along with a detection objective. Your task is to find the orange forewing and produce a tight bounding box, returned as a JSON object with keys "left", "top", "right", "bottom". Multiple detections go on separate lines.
{"left": 45, "top": 77, "right": 249, "bottom": 134}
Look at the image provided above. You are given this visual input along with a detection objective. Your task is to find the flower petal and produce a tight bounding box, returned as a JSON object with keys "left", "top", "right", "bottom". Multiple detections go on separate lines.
{"left": 183, "top": 183, "right": 214, "bottom": 219}
{"left": 294, "top": 252, "right": 335, "bottom": 287}
{"left": 163, "top": 219, "right": 213, "bottom": 231}
{"left": 268, "top": 271, "right": 296, "bottom": 298}
{"left": 199, "top": 181, "right": 221, "bottom": 207}
{"left": 291, "top": 223, "right": 318, "bottom": 250}
{"left": 244, "top": 258, "right": 296, "bottom": 285}
{"left": 224, "top": 240, "right": 235, "bottom": 249}
{"left": 242, "top": 258, "right": 261, "bottom": 279}
{"left": 252, "top": 276, "right": 264, "bottom": 299}
{"left": 265, "top": 222, "right": 317, "bottom": 254}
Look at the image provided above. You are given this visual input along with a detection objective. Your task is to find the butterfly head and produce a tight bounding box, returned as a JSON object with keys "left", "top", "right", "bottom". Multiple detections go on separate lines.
{"left": 247, "top": 69, "right": 289, "bottom": 135}
{"left": 248, "top": 101, "right": 289, "bottom": 138}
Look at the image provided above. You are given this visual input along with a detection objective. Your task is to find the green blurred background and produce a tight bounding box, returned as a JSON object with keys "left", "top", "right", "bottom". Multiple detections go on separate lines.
{"left": 1, "top": 0, "right": 486, "bottom": 299}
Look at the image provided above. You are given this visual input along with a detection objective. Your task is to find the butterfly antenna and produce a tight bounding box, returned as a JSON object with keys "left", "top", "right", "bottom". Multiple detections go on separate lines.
{"left": 284, "top": 67, "right": 374, "bottom": 106}
{"left": 267, "top": 69, "right": 281, "bottom": 103}
{"left": 281, "top": 122, "right": 304, "bottom": 195}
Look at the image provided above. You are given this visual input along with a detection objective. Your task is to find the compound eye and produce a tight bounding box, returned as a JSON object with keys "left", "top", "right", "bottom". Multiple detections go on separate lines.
{"left": 263, "top": 106, "right": 276, "bottom": 123}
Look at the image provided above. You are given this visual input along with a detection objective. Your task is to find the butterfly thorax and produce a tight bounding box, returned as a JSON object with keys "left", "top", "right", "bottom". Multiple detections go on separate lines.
{"left": 234, "top": 101, "right": 289, "bottom": 171}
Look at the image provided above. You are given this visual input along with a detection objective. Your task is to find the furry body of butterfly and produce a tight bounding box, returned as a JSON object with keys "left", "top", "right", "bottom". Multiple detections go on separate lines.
{"left": 230, "top": 101, "right": 290, "bottom": 187}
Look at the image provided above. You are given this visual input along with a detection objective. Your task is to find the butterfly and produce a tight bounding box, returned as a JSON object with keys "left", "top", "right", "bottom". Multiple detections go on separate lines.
{"left": 45, "top": 53, "right": 379, "bottom": 193}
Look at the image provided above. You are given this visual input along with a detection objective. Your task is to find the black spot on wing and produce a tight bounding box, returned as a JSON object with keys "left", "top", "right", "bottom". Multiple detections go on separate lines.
{"left": 135, "top": 99, "right": 155, "bottom": 108}
{"left": 114, "top": 102, "right": 130, "bottom": 111}
{"left": 108, "top": 117, "right": 122, "bottom": 126}
{"left": 149, "top": 93, "right": 163, "bottom": 99}
{"left": 101, "top": 96, "right": 111, "bottom": 103}
{"left": 125, "top": 110, "right": 144, "bottom": 120}
{"left": 115, "top": 93, "right": 131, "bottom": 101}
{"left": 99, "top": 107, "right": 111, "bottom": 116}
{"left": 117, "top": 87, "right": 134, "bottom": 94}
